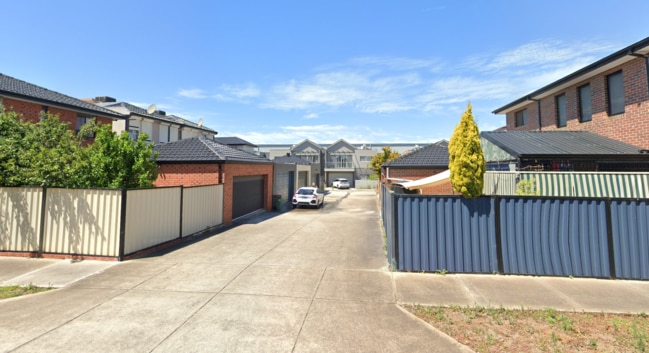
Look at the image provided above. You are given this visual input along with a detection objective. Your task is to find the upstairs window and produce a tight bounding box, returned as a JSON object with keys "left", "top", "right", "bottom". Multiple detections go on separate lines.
{"left": 555, "top": 94, "right": 567, "bottom": 127}
{"left": 515, "top": 109, "right": 528, "bottom": 127}
{"left": 578, "top": 84, "right": 592, "bottom": 122}
{"left": 607, "top": 71, "right": 624, "bottom": 115}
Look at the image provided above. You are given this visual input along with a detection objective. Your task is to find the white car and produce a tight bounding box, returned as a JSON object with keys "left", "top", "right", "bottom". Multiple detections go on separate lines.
{"left": 292, "top": 187, "right": 325, "bottom": 209}
{"left": 332, "top": 178, "right": 350, "bottom": 189}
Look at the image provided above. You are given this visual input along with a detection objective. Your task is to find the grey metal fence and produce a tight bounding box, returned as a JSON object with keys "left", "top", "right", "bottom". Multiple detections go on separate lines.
{"left": 381, "top": 184, "right": 649, "bottom": 280}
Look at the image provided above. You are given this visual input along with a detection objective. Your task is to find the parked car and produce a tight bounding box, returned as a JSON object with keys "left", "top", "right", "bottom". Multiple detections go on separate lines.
{"left": 292, "top": 187, "right": 325, "bottom": 209}
{"left": 332, "top": 178, "right": 350, "bottom": 189}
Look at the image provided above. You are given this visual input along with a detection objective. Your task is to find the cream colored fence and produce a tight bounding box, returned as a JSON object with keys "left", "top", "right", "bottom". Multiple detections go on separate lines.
{"left": 0, "top": 184, "right": 224, "bottom": 259}
{"left": 0, "top": 187, "right": 43, "bottom": 252}
{"left": 44, "top": 188, "right": 122, "bottom": 256}
{"left": 182, "top": 185, "right": 224, "bottom": 237}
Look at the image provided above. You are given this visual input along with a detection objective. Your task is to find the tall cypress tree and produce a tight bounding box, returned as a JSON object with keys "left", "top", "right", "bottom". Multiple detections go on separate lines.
{"left": 448, "top": 103, "right": 486, "bottom": 198}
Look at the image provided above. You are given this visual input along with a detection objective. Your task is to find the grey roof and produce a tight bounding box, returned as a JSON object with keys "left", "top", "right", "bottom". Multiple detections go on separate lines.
{"left": 480, "top": 131, "right": 649, "bottom": 158}
{"left": 0, "top": 73, "right": 123, "bottom": 118}
{"left": 214, "top": 136, "right": 257, "bottom": 147}
{"left": 154, "top": 137, "right": 271, "bottom": 163}
{"left": 273, "top": 155, "right": 311, "bottom": 165}
{"left": 383, "top": 143, "right": 448, "bottom": 168}
{"left": 101, "top": 102, "right": 216, "bottom": 134}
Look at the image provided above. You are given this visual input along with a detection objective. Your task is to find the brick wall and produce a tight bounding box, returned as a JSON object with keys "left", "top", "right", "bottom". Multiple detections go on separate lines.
{"left": 154, "top": 162, "right": 274, "bottom": 224}
{"left": 505, "top": 57, "right": 649, "bottom": 149}
{"left": 2, "top": 97, "right": 116, "bottom": 131}
{"left": 382, "top": 167, "right": 455, "bottom": 195}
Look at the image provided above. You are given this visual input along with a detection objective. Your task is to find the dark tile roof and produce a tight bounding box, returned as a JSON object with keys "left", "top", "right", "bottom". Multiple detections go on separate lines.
{"left": 154, "top": 137, "right": 271, "bottom": 163}
{"left": 214, "top": 136, "right": 257, "bottom": 147}
{"left": 101, "top": 102, "right": 216, "bottom": 134}
{"left": 273, "top": 155, "right": 311, "bottom": 165}
{"left": 383, "top": 143, "right": 448, "bottom": 168}
{"left": 0, "top": 73, "right": 123, "bottom": 118}
{"left": 480, "top": 131, "right": 649, "bottom": 158}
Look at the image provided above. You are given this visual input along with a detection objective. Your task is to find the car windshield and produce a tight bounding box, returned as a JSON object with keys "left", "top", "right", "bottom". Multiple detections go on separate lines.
{"left": 297, "top": 189, "right": 314, "bottom": 195}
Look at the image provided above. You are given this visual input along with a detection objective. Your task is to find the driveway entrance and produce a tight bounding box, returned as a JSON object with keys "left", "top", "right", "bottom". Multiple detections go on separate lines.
{"left": 0, "top": 190, "right": 469, "bottom": 353}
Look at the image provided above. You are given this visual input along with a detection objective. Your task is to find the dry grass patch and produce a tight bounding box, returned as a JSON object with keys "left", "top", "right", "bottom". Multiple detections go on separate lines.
{"left": 404, "top": 304, "right": 649, "bottom": 352}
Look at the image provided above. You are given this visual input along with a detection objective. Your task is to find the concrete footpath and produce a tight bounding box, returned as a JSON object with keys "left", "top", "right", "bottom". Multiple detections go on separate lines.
{"left": 1, "top": 189, "right": 649, "bottom": 353}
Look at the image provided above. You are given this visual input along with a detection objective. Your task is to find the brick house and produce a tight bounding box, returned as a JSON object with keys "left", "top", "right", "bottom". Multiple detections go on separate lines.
{"left": 153, "top": 137, "right": 274, "bottom": 224}
{"left": 0, "top": 73, "right": 124, "bottom": 133}
{"left": 493, "top": 36, "right": 649, "bottom": 149}
{"left": 381, "top": 141, "right": 454, "bottom": 194}
{"left": 84, "top": 97, "right": 217, "bottom": 144}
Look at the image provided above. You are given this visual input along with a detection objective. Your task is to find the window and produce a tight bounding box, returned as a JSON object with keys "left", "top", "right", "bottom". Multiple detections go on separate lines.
{"left": 515, "top": 109, "right": 528, "bottom": 127}
{"left": 578, "top": 84, "right": 592, "bottom": 122}
{"left": 76, "top": 114, "right": 94, "bottom": 137}
{"left": 555, "top": 94, "right": 567, "bottom": 127}
{"left": 607, "top": 71, "right": 624, "bottom": 115}
{"left": 40, "top": 105, "right": 49, "bottom": 120}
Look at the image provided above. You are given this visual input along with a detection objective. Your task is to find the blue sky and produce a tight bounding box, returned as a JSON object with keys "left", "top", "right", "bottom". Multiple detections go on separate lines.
{"left": 2, "top": 1, "right": 648, "bottom": 144}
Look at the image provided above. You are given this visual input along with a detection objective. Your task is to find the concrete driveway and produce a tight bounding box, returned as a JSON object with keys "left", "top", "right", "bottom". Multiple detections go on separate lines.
{"left": 0, "top": 189, "right": 470, "bottom": 353}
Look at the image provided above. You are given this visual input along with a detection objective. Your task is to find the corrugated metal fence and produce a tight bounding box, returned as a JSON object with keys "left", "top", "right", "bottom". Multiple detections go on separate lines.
{"left": 0, "top": 184, "right": 224, "bottom": 260}
{"left": 484, "top": 171, "right": 649, "bottom": 198}
{"left": 382, "top": 184, "right": 649, "bottom": 280}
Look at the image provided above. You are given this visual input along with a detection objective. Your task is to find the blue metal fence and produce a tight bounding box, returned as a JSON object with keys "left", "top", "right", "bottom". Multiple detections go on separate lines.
{"left": 381, "top": 184, "right": 649, "bottom": 280}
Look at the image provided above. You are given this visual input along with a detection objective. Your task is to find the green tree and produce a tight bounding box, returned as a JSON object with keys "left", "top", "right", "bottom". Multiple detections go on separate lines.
{"left": 0, "top": 109, "right": 85, "bottom": 187}
{"left": 448, "top": 103, "right": 486, "bottom": 198}
{"left": 369, "top": 146, "right": 400, "bottom": 178}
{"left": 0, "top": 108, "right": 159, "bottom": 188}
{"left": 83, "top": 124, "right": 159, "bottom": 188}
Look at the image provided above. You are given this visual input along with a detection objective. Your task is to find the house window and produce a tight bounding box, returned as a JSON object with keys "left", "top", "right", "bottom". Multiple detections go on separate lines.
{"left": 555, "top": 94, "right": 567, "bottom": 127}
{"left": 515, "top": 109, "right": 528, "bottom": 127}
{"left": 578, "top": 84, "right": 592, "bottom": 122}
{"left": 607, "top": 71, "right": 624, "bottom": 115}
{"left": 76, "top": 114, "right": 94, "bottom": 137}
{"left": 40, "top": 106, "right": 49, "bottom": 120}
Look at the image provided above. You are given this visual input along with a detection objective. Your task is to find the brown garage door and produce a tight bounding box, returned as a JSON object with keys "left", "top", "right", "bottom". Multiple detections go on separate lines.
{"left": 233, "top": 175, "right": 264, "bottom": 219}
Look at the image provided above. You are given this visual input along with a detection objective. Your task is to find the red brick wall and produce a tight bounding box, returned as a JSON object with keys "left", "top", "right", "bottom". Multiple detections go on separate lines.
{"left": 154, "top": 162, "right": 274, "bottom": 224}
{"left": 382, "top": 167, "right": 455, "bottom": 195}
{"left": 505, "top": 57, "right": 649, "bottom": 148}
{"left": 2, "top": 97, "right": 116, "bottom": 131}
{"left": 155, "top": 163, "right": 222, "bottom": 187}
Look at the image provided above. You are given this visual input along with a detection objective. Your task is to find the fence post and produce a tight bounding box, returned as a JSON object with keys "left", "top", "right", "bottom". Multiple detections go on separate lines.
{"left": 118, "top": 189, "right": 127, "bottom": 261}
{"left": 605, "top": 199, "right": 617, "bottom": 279}
{"left": 494, "top": 196, "right": 504, "bottom": 274}
{"left": 391, "top": 192, "right": 399, "bottom": 271}
{"left": 179, "top": 186, "right": 184, "bottom": 239}
{"left": 38, "top": 187, "right": 47, "bottom": 256}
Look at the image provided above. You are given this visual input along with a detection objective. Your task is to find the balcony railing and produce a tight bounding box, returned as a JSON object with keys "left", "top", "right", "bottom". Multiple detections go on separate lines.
{"left": 326, "top": 161, "right": 354, "bottom": 169}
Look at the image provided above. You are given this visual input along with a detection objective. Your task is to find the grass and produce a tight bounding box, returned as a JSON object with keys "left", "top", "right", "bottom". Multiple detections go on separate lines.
{"left": 405, "top": 304, "right": 649, "bottom": 352}
{"left": 0, "top": 284, "right": 53, "bottom": 300}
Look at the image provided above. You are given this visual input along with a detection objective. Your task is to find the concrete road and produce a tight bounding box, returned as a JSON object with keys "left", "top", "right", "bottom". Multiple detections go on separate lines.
{"left": 0, "top": 189, "right": 470, "bottom": 353}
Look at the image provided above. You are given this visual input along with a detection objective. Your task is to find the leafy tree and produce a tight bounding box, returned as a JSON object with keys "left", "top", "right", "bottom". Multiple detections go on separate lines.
{"left": 369, "top": 146, "right": 400, "bottom": 178}
{"left": 0, "top": 109, "right": 85, "bottom": 187}
{"left": 83, "top": 124, "right": 159, "bottom": 188}
{"left": 448, "top": 103, "right": 486, "bottom": 198}
{"left": 0, "top": 108, "right": 159, "bottom": 188}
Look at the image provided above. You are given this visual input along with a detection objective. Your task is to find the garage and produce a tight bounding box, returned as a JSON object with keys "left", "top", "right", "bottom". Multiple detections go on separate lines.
{"left": 232, "top": 175, "right": 265, "bottom": 219}
{"left": 327, "top": 172, "right": 355, "bottom": 187}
